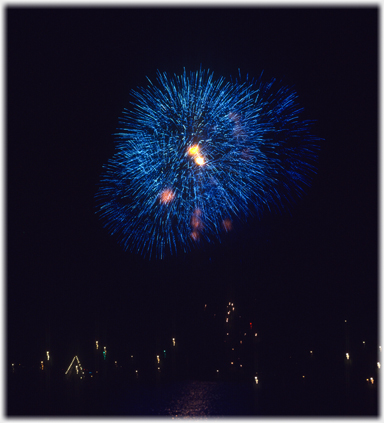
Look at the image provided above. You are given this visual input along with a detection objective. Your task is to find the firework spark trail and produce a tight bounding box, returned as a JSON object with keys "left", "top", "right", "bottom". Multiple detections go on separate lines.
{"left": 96, "top": 69, "right": 320, "bottom": 258}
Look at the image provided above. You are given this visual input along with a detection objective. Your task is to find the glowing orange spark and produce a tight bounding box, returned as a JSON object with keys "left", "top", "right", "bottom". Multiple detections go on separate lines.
{"left": 190, "top": 231, "right": 200, "bottom": 241}
{"left": 160, "top": 188, "right": 175, "bottom": 204}
{"left": 191, "top": 208, "right": 203, "bottom": 229}
{"left": 222, "top": 219, "right": 232, "bottom": 232}
{"left": 188, "top": 145, "right": 199, "bottom": 156}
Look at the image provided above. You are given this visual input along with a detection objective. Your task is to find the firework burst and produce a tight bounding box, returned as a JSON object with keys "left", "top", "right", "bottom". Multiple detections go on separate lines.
{"left": 96, "top": 69, "right": 320, "bottom": 258}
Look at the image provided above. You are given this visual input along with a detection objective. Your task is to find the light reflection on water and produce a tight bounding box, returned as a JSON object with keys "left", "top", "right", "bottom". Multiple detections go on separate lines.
{"left": 161, "top": 381, "right": 255, "bottom": 416}
{"left": 165, "top": 381, "right": 223, "bottom": 417}
{"left": 114, "top": 380, "right": 256, "bottom": 416}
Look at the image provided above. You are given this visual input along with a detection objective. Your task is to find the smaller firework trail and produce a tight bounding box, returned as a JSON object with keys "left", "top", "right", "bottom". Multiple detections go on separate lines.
{"left": 96, "top": 69, "right": 320, "bottom": 258}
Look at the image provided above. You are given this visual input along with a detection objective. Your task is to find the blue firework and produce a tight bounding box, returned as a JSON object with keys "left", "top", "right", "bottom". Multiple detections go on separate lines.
{"left": 96, "top": 69, "right": 319, "bottom": 258}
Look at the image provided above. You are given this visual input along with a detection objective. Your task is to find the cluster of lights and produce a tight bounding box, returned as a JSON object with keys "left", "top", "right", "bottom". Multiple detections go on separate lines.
{"left": 46, "top": 310, "right": 378, "bottom": 389}
{"left": 223, "top": 301, "right": 260, "bottom": 380}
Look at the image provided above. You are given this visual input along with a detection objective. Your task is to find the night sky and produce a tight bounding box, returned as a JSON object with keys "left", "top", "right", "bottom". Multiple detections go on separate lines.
{"left": 7, "top": 6, "right": 378, "bottom": 376}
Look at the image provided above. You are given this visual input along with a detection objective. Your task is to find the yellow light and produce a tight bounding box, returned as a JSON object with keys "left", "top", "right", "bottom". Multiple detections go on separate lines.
{"left": 65, "top": 356, "right": 78, "bottom": 375}
{"left": 216, "top": 370, "right": 219, "bottom": 373}
{"left": 231, "top": 362, "right": 234, "bottom": 365}
{"left": 302, "top": 375, "right": 305, "bottom": 378}
{"left": 370, "top": 377, "right": 374, "bottom": 384}
{"left": 172, "top": 338, "right": 176, "bottom": 346}
{"left": 188, "top": 145, "right": 199, "bottom": 156}
{"left": 377, "top": 362, "right": 381, "bottom": 369}
{"left": 346, "top": 353, "right": 350, "bottom": 360}
{"left": 226, "top": 318, "right": 228, "bottom": 323}
{"left": 157, "top": 355, "right": 160, "bottom": 363}
{"left": 96, "top": 341, "right": 99, "bottom": 350}
{"left": 255, "top": 376, "right": 258, "bottom": 384}
{"left": 46, "top": 351, "right": 50, "bottom": 361}
{"left": 195, "top": 156, "right": 205, "bottom": 166}
{"left": 255, "top": 333, "right": 257, "bottom": 337}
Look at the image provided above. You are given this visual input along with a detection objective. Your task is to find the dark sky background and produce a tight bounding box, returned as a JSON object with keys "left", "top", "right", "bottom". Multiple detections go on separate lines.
{"left": 7, "top": 7, "right": 378, "bottom": 371}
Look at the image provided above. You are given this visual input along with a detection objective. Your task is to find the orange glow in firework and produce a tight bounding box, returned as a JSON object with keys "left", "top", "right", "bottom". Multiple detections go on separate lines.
{"left": 188, "top": 145, "right": 199, "bottom": 156}
{"left": 191, "top": 209, "right": 203, "bottom": 230}
{"left": 190, "top": 230, "right": 200, "bottom": 241}
{"left": 159, "top": 188, "right": 175, "bottom": 204}
{"left": 188, "top": 144, "right": 205, "bottom": 165}
{"left": 222, "top": 219, "right": 232, "bottom": 232}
